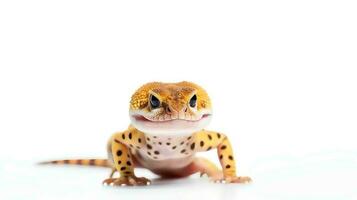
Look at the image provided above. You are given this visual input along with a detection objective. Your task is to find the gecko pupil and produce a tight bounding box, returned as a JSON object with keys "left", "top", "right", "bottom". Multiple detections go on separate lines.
{"left": 150, "top": 95, "right": 160, "bottom": 109}
{"left": 189, "top": 94, "right": 197, "bottom": 108}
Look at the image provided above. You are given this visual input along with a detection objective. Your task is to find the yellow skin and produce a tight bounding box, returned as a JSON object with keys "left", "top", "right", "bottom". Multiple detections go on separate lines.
{"left": 41, "top": 81, "right": 251, "bottom": 186}
{"left": 103, "top": 81, "right": 251, "bottom": 186}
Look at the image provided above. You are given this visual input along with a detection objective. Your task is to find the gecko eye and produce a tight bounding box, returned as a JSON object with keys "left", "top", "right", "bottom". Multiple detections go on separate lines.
{"left": 189, "top": 94, "right": 197, "bottom": 108}
{"left": 149, "top": 95, "right": 161, "bottom": 109}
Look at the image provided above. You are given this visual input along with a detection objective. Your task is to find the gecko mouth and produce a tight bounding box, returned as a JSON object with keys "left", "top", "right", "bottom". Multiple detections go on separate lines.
{"left": 132, "top": 114, "right": 211, "bottom": 123}
{"left": 129, "top": 113, "right": 212, "bottom": 135}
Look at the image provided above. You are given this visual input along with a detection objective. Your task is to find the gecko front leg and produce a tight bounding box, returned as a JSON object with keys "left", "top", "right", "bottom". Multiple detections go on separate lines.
{"left": 193, "top": 130, "right": 252, "bottom": 183}
{"left": 103, "top": 130, "right": 150, "bottom": 186}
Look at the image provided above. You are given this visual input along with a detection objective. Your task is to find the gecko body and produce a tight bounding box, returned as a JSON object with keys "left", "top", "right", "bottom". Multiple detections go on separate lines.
{"left": 42, "top": 81, "right": 251, "bottom": 186}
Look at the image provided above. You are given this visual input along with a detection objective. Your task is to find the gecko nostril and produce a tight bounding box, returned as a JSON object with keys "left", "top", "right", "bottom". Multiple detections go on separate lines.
{"left": 184, "top": 107, "right": 188, "bottom": 112}
{"left": 166, "top": 107, "right": 172, "bottom": 113}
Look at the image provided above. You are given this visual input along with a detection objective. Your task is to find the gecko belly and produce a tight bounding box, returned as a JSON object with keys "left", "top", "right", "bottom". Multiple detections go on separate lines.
{"left": 134, "top": 134, "right": 196, "bottom": 170}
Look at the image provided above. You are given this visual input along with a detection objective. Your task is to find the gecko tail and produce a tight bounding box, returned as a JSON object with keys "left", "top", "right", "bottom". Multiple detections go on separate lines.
{"left": 38, "top": 158, "right": 111, "bottom": 168}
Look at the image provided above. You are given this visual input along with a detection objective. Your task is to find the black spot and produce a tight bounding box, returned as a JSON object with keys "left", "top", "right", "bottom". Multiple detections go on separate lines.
{"left": 221, "top": 145, "right": 227, "bottom": 150}
{"left": 118, "top": 160, "right": 122, "bottom": 164}
{"left": 129, "top": 144, "right": 133, "bottom": 148}
{"left": 138, "top": 138, "right": 142, "bottom": 143}
{"left": 228, "top": 155, "right": 233, "bottom": 160}
{"left": 180, "top": 141, "right": 184, "bottom": 145}
{"left": 154, "top": 151, "right": 160, "bottom": 155}
{"left": 153, "top": 136, "right": 157, "bottom": 138}
{"left": 158, "top": 142, "right": 162, "bottom": 145}
{"left": 147, "top": 144, "right": 152, "bottom": 149}
{"left": 219, "top": 155, "right": 223, "bottom": 159}
{"left": 190, "top": 143, "right": 195, "bottom": 150}
{"left": 208, "top": 134, "right": 212, "bottom": 140}
{"left": 136, "top": 146, "right": 141, "bottom": 149}
{"left": 128, "top": 132, "right": 132, "bottom": 139}
{"left": 147, "top": 152, "right": 151, "bottom": 155}
{"left": 147, "top": 137, "right": 150, "bottom": 141}
{"left": 120, "top": 166, "right": 126, "bottom": 171}
{"left": 122, "top": 134, "right": 125, "bottom": 140}
{"left": 114, "top": 139, "right": 120, "bottom": 143}
{"left": 181, "top": 149, "right": 186, "bottom": 153}
{"left": 116, "top": 150, "right": 122, "bottom": 156}
{"left": 172, "top": 146, "right": 177, "bottom": 150}
{"left": 217, "top": 133, "right": 221, "bottom": 139}
{"left": 207, "top": 146, "right": 212, "bottom": 151}
{"left": 127, "top": 161, "right": 131, "bottom": 166}
{"left": 200, "top": 141, "right": 204, "bottom": 147}
{"left": 125, "top": 171, "right": 132, "bottom": 174}
{"left": 166, "top": 142, "right": 171, "bottom": 145}
{"left": 226, "top": 165, "right": 231, "bottom": 169}
{"left": 187, "top": 136, "right": 192, "bottom": 140}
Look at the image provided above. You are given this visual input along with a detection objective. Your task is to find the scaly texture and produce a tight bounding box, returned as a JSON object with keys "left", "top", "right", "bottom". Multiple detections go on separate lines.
{"left": 130, "top": 81, "right": 211, "bottom": 111}
{"left": 41, "top": 81, "right": 251, "bottom": 186}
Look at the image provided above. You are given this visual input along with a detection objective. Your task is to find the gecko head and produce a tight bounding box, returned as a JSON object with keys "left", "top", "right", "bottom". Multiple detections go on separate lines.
{"left": 129, "top": 81, "right": 212, "bottom": 136}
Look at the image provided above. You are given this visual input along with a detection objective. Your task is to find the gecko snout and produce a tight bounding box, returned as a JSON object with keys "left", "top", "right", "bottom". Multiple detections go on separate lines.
{"left": 165, "top": 104, "right": 189, "bottom": 115}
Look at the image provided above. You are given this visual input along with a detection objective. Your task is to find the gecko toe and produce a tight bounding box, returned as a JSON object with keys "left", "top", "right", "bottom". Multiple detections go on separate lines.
{"left": 103, "top": 176, "right": 151, "bottom": 187}
{"left": 225, "top": 176, "right": 252, "bottom": 184}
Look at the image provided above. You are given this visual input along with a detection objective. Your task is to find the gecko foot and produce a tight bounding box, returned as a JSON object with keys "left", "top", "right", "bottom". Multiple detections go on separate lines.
{"left": 102, "top": 176, "right": 151, "bottom": 186}
{"left": 217, "top": 176, "right": 252, "bottom": 184}
{"left": 200, "top": 170, "right": 224, "bottom": 181}
{"left": 202, "top": 171, "right": 252, "bottom": 184}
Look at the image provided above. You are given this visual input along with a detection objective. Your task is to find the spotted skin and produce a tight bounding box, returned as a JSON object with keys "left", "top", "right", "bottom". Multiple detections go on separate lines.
{"left": 192, "top": 131, "right": 237, "bottom": 177}
{"left": 40, "top": 81, "right": 251, "bottom": 186}
{"left": 39, "top": 159, "right": 110, "bottom": 167}
{"left": 102, "top": 128, "right": 152, "bottom": 186}
{"left": 103, "top": 128, "right": 250, "bottom": 184}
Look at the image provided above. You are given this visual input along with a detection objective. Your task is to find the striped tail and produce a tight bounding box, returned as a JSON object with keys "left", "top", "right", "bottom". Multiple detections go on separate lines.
{"left": 38, "top": 158, "right": 111, "bottom": 168}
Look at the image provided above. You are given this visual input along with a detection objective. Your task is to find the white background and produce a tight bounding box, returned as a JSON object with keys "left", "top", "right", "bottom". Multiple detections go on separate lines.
{"left": 0, "top": 0, "right": 357, "bottom": 200}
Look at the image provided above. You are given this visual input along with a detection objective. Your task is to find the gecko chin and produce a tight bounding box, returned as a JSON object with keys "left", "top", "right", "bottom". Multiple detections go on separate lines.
{"left": 129, "top": 113, "right": 212, "bottom": 136}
